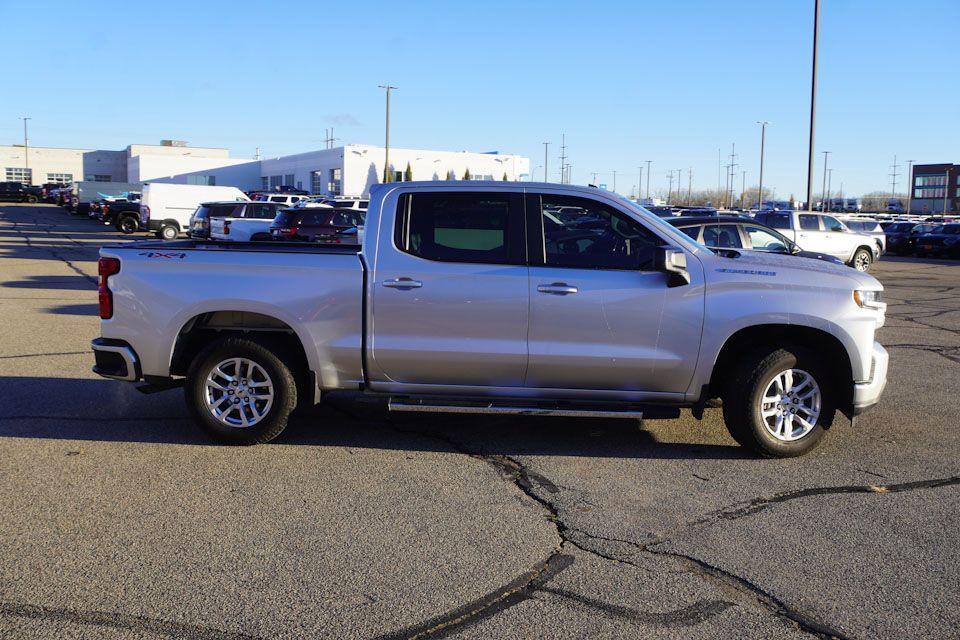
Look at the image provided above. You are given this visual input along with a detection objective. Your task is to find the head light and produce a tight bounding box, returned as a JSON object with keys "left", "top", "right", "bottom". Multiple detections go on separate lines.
{"left": 853, "top": 289, "right": 883, "bottom": 309}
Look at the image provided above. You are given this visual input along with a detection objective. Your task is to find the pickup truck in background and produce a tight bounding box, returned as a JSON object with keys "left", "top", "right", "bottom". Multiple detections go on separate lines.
{"left": 92, "top": 182, "right": 888, "bottom": 458}
{"left": 0, "top": 181, "right": 44, "bottom": 203}
{"left": 755, "top": 211, "right": 879, "bottom": 271}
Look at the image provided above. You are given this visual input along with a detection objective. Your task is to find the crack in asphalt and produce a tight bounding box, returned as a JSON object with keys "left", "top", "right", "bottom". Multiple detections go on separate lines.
{"left": 886, "top": 343, "right": 960, "bottom": 365}
{"left": 0, "top": 601, "right": 260, "bottom": 640}
{"left": 538, "top": 585, "right": 734, "bottom": 627}
{"left": 709, "top": 475, "right": 960, "bottom": 521}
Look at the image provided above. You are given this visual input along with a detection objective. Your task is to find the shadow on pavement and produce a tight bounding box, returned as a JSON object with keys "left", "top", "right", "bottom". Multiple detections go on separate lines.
{"left": 0, "top": 377, "right": 749, "bottom": 460}
{"left": 45, "top": 303, "right": 99, "bottom": 316}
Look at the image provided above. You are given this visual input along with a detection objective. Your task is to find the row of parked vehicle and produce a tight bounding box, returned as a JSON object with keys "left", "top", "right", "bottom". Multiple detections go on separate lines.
{"left": 55, "top": 182, "right": 368, "bottom": 246}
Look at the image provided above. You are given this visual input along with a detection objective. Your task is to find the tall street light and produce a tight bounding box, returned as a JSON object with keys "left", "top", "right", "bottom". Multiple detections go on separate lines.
{"left": 820, "top": 151, "right": 831, "bottom": 212}
{"left": 805, "top": 0, "right": 821, "bottom": 211}
{"left": 757, "top": 120, "right": 769, "bottom": 210}
{"left": 378, "top": 85, "right": 398, "bottom": 182}
{"left": 906, "top": 159, "right": 915, "bottom": 214}
{"left": 644, "top": 160, "right": 652, "bottom": 199}
{"left": 20, "top": 117, "right": 31, "bottom": 184}
{"left": 543, "top": 142, "right": 550, "bottom": 183}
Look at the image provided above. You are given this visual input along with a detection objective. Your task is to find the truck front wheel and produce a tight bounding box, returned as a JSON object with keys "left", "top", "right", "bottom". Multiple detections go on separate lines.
{"left": 117, "top": 215, "right": 139, "bottom": 234}
{"left": 185, "top": 338, "right": 298, "bottom": 445}
{"left": 722, "top": 346, "right": 835, "bottom": 458}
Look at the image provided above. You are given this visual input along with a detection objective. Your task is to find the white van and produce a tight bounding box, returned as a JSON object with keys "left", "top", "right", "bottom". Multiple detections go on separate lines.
{"left": 139, "top": 184, "right": 249, "bottom": 239}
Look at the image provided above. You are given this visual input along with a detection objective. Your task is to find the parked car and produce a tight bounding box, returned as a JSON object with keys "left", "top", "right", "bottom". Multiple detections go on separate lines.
{"left": 905, "top": 223, "right": 941, "bottom": 254}
{"left": 269, "top": 208, "right": 366, "bottom": 242}
{"left": 913, "top": 223, "right": 960, "bottom": 258}
{"left": 755, "top": 211, "right": 879, "bottom": 271}
{"left": 841, "top": 219, "right": 886, "bottom": 254}
{"left": 667, "top": 216, "right": 844, "bottom": 265}
{"left": 197, "top": 201, "right": 289, "bottom": 241}
{"left": 138, "top": 183, "right": 250, "bottom": 240}
{"left": 92, "top": 182, "right": 888, "bottom": 458}
{"left": 0, "top": 181, "right": 43, "bottom": 203}
{"left": 879, "top": 222, "right": 916, "bottom": 255}
{"left": 886, "top": 199, "right": 905, "bottom": 214}
{"left": 255, "top": 193, "right": 309, "bottom": 207}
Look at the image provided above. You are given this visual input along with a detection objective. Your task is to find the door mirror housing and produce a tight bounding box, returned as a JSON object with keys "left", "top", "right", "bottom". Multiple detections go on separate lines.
{"left": 655, "top": 246, "right": 691, "bottom": 287}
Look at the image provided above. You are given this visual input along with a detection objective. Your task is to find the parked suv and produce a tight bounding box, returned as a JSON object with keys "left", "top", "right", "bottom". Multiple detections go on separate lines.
{"left": 255, "top": 193, "right": 309, "bottom": 207}
{"left": 269, "top": 208, "right": 366, "bottom": 242}
{"left": 189, "top": 201, "right": 287, "bottom": 239}
{"left": 914, "top": 223, "right": 960, "bottom": 258}
{"left": 755, "top": 211, "right": 879, "bottom": 271}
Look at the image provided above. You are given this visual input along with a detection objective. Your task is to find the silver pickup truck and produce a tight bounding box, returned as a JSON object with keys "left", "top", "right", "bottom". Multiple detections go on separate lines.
{"left": 92, "top": 182, "right": 888, "bottom": 458}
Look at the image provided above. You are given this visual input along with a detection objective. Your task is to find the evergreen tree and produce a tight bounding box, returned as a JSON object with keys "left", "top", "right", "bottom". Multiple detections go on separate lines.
{"left": 404, "top": 162, "right": 413, "bottom": 182}
{"left": 463, "top": 168, "right": 472, "bottom": 181}
{"left": 446, "top": 169, "right": 455, "bottom": 180}
{"left": 502, "top": 172, "right": 509, "bottom": 181}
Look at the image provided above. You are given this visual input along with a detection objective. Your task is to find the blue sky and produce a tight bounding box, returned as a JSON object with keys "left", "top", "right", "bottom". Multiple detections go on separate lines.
{"left": 2, "top": 0, "right": 957, "bottom": 198}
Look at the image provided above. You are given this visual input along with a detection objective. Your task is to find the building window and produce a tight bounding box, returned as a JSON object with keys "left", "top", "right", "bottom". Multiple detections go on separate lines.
{"left": 916, "top": 187, "right": 945, "bottom": 199}
{"left": 5, "top": 167, "right": 32, "bottom": 184}
{"left": 473, "top": 174, "right": 494, "bottom": 180}
{"left": 328, "top": 168, "right": 342, "bottom": 195}
{"left": 261, "top": 177, "right": 268, "bottom": 190}
{"left": 283, "top": 174, "right": 295, "bottom": 186}
{"left": 186, "top": 175, "right": 215, "bottom": 185}
{"left": 915, "top": 175, "right": 946, "bottom": 187}
{"left": 84, "top": 174, "right": 111, "bottom": 182}
{"left": 46, "top": 173, "right": 72, "bottom": 184}
{"left": 296, "top": 181, "right": 302, "bottom": 191}
{"left": 269, "top": 175, "right": 281, "bottom": 189}
{"left": 310, "top": 170, "right": 324, "bottom": 194}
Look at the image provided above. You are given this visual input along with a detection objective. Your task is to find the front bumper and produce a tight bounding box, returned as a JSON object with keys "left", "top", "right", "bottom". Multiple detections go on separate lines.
{"left": 852, "top": 341, "right": 888, "bottom": 416}
{"left": 92, "top": 337, "right": 141, "bottom": 381}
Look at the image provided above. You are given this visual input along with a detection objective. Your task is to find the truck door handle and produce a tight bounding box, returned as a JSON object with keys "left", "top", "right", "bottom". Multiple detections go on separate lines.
{"left": 537, "top": 282, "right": 578, "bottom": 295}
{"left": 382, "top": 278, "right": 423, "bottom": 289}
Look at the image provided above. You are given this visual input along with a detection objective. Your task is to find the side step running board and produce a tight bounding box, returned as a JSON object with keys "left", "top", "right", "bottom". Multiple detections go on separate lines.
{"left": 388, "top": 398, "right": 644, "bottom": 419}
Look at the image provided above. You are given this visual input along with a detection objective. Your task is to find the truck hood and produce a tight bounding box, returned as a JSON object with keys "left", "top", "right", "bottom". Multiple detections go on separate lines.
{"left": 708, "top": 249, "right": 882, "bottom": 290}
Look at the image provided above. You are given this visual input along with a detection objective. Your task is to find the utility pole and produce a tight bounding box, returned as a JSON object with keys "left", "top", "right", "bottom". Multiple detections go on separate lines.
{"left": 644, "top": 160, "right": 652, "bottom": 200}
{"left": 820, "top": 151, "right": 831, "bottom": 212}
{"left": 806, "top": 0, "right": 821, "bottom": 211}
{"left": 827, "top": 168, "right": 834, "bottom": 210}
{"left": 676, "top": 170, "right": 683, "bottom": 203}
{"left": 757, "top": 121, "right": 769, "bottom": 210}
{"left": 667, "top": 172, "right": 674, "bottom": 204}
{"left": 543, "top": 142, "right": 550, "bottom": 183}
{"left": 558, "top": 134, "right": 567, "bottom": 184}
{"left": 889, "top": 155, "right": 899, "bottom": 201}
{"left": 378, "top": 85, "right": 398, "bottom": 182}
{"left": 717, "top": 148, "right": 722, "bottom": 207}
{"left": 727, "top": 144, "right": 737, "bottom": 210}
{"left": 324, "top": 128, "right": 338, "bottom": 149}
{"left": 906, "top": 159, "right": 915, "bottom": 214}
{"left": 255, "top": 146, "right": 261, "bottom": 160}
{"left": 20, "top": 117, "right": 30, "bottom": 184}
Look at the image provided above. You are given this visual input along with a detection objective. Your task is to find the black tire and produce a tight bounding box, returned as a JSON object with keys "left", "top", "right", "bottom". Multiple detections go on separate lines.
{"left": 851, "top": 247, "right": 873, "bottom": 271}
{"left": 26, "top": 195, "right": 38, "bottom": 204}
{"left": 118, "top": 215, "right": 139, "bottom": 234}
{"left": 722, "top": 346, "right": 835, "bottom": 458}
{"left": 184, "top": 337, "right": 298, "bottom": 445}
{"left": 159, "top": 223, "right": 179, "bottom": 240}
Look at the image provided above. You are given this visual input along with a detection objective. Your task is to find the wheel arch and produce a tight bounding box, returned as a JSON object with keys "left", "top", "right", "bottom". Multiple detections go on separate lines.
{"left": 706, "top": 323, "right": 853, "bottom": 410}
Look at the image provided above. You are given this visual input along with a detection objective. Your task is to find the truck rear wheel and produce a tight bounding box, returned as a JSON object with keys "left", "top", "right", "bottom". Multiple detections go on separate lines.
{"left": 26, "top": 195, "right": 38, "bottom": 204}
{"left": 157, "top": 223, "right": 179, "bottom": 240}
{"left": 722, "top": 346, "right": 835, "bottom": 458}
{"left": 118, "top": 215, "right": 139, "bottom": 234}
{"left": 184, "top": 337, "right": 298, "bottom": 445}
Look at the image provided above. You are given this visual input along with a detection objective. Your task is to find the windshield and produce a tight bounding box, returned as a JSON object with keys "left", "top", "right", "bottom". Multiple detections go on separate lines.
{"left": 620, "top": 197, "right": 714, "bottom": 254}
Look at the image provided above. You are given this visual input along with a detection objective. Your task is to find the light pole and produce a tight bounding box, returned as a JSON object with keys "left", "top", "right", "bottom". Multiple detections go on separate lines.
{"left": 644, "top": 160, "right": 652, "bottom": 200}
{"left": 637, "top": 166, "right": 643, "bottom": 200}
{"left": 827, "top": 168, "right": 834, "bottom": 210}
{"left": 378, "top": 85, "right": 397, "bottom": 182}
{"left": 543, "top": 142, "right": 550, "bottom": 183}
{"left": 820, "top": 151, "right": 831, "bottom": 211}
{"left": 612, "top": 170, "right": 617, "bottom": 193}
{"left": 944, "top": 168, "right": 951, "bottom": 214}
{"left": 906, "top": 159, "right": 915, "bottom": 214}
{"left": 688, "top": 167, "right": 693, "bottom": 203}
{"left": 676, "top": 170, "right": 683, "bottom": 203}
{"left": 805, "top": 0, "right": 821, "bottom": 211}
{"left": 667, "top": 172, "right": 674, "bottom": 204}
{"left": 20, "top": 117, "right": 31, "bottom": 184}
{"left": 757, "top": 120, "right": 769, "bottom": 210}
{"left": 741, "top": 170, "right": 747, "bottom": 209}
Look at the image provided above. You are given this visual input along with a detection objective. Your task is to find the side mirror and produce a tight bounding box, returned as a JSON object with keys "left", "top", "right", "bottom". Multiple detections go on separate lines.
{"left": 832, "top": 227, "right": 845, "bottom": 232}
{"left": 655, "top": 246, "right": 691, "bottom": 287}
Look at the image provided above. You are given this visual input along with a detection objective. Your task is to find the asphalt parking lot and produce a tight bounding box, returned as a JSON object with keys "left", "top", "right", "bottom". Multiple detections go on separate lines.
{"left": 0, "top": 203, "right": 958, "bottom": 640}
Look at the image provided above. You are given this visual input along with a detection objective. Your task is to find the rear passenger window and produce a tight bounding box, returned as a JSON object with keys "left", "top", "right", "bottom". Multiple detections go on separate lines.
{"left": 678, "top": 226, "right": 701, "bottom": 240}
{"left": 397, "top": 192, "right": 516, "bottom": 264}
{"left": 702, "top": 225, "right": 743, "bottom": 248}
{"left": 799, "top": 215, "right": 820, "bottom": 230}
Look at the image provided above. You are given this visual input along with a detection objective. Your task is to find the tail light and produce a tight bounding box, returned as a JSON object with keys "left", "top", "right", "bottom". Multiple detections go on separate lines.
{"left": 223, "top": 220, "right": 231, "bottom": 235}
{"left": 98, "top": 257, "right": 121, "bottom": 319}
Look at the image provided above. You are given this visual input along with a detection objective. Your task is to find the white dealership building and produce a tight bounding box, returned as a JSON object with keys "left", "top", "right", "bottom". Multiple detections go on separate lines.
{"left": 1, "top": 140, "right": 529, "bottom": 197}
